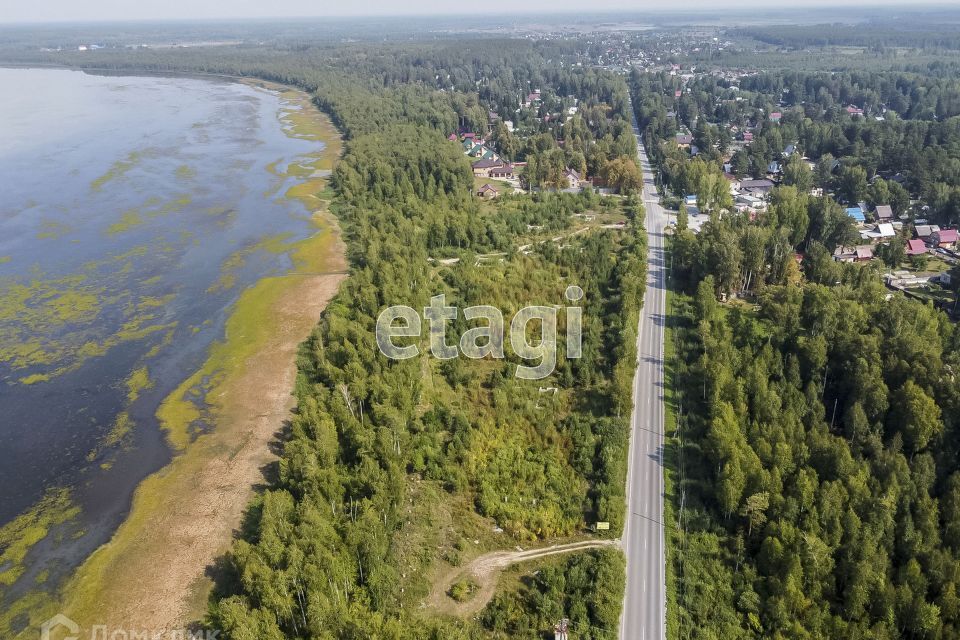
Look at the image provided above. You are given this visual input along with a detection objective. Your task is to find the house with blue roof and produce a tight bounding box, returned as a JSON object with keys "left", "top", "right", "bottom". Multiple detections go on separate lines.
{"left": 846, "top": 207, "right": 866, "bottom": 223}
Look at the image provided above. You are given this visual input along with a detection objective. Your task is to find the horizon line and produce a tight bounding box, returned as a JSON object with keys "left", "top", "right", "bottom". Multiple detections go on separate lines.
{"left": 1, "top": 3, "right": 957, "bottom": 27}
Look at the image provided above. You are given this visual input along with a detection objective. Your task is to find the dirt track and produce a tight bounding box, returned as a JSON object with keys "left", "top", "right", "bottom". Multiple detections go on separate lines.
{"left": 427, "top": 539, "right": 621, "bottom": 617}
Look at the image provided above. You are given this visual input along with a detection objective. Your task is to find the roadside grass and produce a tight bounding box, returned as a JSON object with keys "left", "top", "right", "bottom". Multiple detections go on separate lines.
{"left": 660, "top": 239, "right": 687, "bottom": 640}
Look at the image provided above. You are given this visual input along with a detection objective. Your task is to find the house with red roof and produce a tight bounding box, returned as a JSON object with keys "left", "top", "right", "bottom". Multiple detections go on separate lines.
{"left": 906, "top": 239, "right": 927, "bottom": 256}
{"left": 935, "top": 229, "right": 959, "bottom": 248}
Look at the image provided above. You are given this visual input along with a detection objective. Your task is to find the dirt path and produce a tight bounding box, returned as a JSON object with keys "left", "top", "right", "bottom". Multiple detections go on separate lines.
{"left": 427, "top": 539, "right": 620, "bottom": 618}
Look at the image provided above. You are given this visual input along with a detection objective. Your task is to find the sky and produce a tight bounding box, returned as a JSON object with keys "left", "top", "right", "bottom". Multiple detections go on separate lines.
{"left": 0, "top": 0, "right": 952, "bottom": 24}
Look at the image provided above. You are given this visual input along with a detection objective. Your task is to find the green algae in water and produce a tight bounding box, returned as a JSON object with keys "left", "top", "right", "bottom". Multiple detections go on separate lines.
{"left": 0, "top": 271, "right": 174, "bottom": 377}
{"left": 90, "top": 150, "right": 143, "bottom": 191}
{"left": 35, "top": 220, "right": 73, "bottom": 241}
{"left": 0, "top": 489, "right": 79, "bottom": 588}
{"left": 17, "top": 373, "right": 50, "bottom": 385}
{"left": 126, "top": 366, "right": 153, "bottom": 403}
{"left": 205, "top": 233, "right": 293, "bottom": 294}
{"left": 175, "top": 165, "right": 196, "bottom": 181}
{"left": 105, "top": 209, "right": 144, "bottom": 236}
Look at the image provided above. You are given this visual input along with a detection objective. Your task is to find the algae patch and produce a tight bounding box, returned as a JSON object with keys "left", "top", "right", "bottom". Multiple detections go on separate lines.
{"left": 0, "top": 490, "right": 79, "bottom": 588}
{"left": 175, "top": 165, "right": 196, "bottom": 181}
{"left": 105, "top": 209, "right": 144, "bottom": 236}
{"left": 0, "top": 270, "right": 176, "bottom": 382}
{"left": 90, "top": 150, "right": 144, "bottom": 191}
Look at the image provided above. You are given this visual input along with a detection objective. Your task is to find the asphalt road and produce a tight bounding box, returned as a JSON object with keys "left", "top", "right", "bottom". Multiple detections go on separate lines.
{"left": 619, "top": 115, "right": 669, "bottom": 640}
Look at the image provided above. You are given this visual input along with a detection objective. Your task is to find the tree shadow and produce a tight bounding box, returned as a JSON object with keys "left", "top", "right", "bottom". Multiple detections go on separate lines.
{"left": 203, "top": 416, "right": 293, "bottom": 606}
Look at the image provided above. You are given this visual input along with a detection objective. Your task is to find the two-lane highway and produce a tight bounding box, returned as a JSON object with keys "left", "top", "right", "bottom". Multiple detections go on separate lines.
{"left": 620, "top": 111, "right": 669, "bottom": 640}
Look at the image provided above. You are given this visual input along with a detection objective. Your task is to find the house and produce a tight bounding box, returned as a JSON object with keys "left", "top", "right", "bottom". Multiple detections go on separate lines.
{"left": 742, "top": 131, "right": 754, "bottom": 142}
{"left": 676, "top": 134, "right": 693, "bottom": 148}
{"left": 448, "top": 133, "right": 458, "bottom": 141}
{"left": 860, "top": 223, "right": 896, "bottom": 241}
{"left": 471, "top": 158, "right": 505, "bottom": 177}
{"left": 906, "top": 239, "right": 927, "bottom": 256}
{"left": 477, "top": 184, "right": 500, "bottom": 199}
{"left": 934, "top": 229, "right": 959, "bottom": 248}
{"left": 489, "top": 164, "right": 514, "bottom": 179}
{"left": 845, "top": 207, "right": 866, "bottom": 223}
{"left": 740, "top": 179, "right": 775, "bottom": 195}
{"left": 833, "top": 245, "right": 874, "bottom": 263}
{"left": 564, "top": 168, "right": 584, "bottom": 189}
{"left": 875, "top": 205, "right": 894, "bottom": 221}
{"left": 736, "top": 194, "right": 764, "bottom": 210}
{"left": 675, "top": 90, "right": 682, "bottom": 98}
{"left": 846, "top": 105, "right": 865, "bottom": 117}
{"left": 833, "top": 246, "right": 857, "bottom": 262}
{"left": 685, "top": 194, "right": 698, "bottom": 207}
{"left": 723, "top": 173, "right": 741, "bottom": 192}
{"left": 783, "top": 144, "right": 796, "bottom": 157}
{"left": 767, "top": 161, "right": 782, "bottom": 175}
{"left": 769, "top": 112, "right": 782, "bottom": 122}
{"left": 916, "top": 224, "right": 941, "bottom": 241}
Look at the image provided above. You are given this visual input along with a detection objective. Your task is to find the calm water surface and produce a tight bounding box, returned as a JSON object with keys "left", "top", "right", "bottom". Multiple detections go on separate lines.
{"left": 0, "top": 67, "right": 324, "bottom": 604}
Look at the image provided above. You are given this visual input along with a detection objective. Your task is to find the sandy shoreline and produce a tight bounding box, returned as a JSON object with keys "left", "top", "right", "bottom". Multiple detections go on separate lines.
{"left": 45, "top": 83, "right": 347, "bottom": 637}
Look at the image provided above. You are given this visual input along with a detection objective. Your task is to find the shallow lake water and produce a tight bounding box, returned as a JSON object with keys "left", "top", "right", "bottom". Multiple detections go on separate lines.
{"left": 0, "top": 67, "right": 325, "bottom": 605}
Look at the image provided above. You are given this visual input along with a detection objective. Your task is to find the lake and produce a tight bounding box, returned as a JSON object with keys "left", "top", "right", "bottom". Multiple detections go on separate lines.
{"left": 0, "top": 67, "right": 328, "bottom": 612}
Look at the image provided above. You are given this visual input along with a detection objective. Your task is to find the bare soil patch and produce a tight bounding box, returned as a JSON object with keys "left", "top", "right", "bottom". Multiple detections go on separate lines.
{"left": 427, "top": 539, "right": 620, "bottom": 618}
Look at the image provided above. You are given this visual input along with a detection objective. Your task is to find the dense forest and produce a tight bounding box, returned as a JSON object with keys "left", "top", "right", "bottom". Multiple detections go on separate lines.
{"left": 666, "top": 245, "right": 960, "bottom": 639}
{"left": 734, "top": 21, "right": 960, "bottom": 52}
